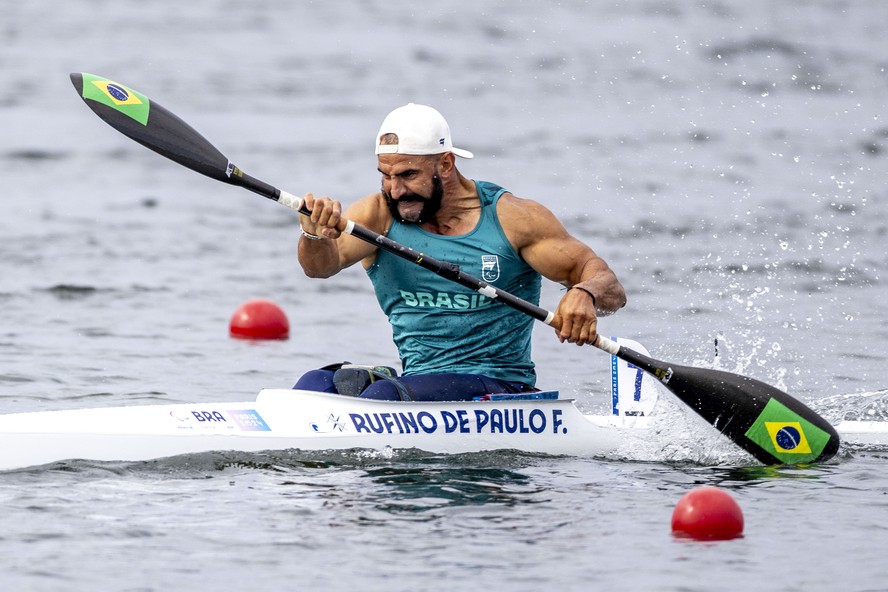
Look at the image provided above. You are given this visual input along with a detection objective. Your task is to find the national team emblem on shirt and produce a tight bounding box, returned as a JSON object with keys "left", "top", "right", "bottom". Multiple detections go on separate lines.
{"left": 481, "top": 255, "right": 500, "bottom": 282}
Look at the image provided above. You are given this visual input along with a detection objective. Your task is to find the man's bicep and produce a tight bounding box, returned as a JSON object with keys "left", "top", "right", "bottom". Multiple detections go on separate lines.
{"left": 522, "top": 233, "right": 601, "bottom": 286}
{"left": 508, "top": 201, "right": 586, "bottom": 283}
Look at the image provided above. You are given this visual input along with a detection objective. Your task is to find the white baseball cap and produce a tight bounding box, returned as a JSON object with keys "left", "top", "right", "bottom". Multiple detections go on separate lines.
{"left": 375, "top": 103, "right": 473, "bottom": 159}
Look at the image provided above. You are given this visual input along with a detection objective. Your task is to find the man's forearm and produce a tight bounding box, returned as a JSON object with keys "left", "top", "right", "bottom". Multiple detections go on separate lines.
{"left": 573, "top": 271, "right": 626, "bottom": 316}
{"left": 298, "top": 235, "right": 341, "bottom": 279}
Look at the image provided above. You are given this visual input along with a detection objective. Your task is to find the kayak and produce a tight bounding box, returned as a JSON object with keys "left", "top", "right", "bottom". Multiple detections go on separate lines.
{"left": 0, "top": 387, "right": 881, "bottom": 472}
{"left": 0, "top": 333, "right": 883, "bottom": 471}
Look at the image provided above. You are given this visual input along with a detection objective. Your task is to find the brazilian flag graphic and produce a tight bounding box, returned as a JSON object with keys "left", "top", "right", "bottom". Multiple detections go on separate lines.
{"left": 80, "top": 73, "right": 150, "bottom": 125}
{"left": 745, "top": 398, "right": 832, "bottom": 464}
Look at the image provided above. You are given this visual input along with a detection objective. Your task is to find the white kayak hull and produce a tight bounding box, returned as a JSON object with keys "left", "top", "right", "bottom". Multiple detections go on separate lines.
{"left": 834, "top": 420, "right": 888, "bottom": 447}
{"left": 0, "top": 389, "right": 652, "bottom": 471}
{"left": 0, "top": 389, "right": 882, "bottom": 472}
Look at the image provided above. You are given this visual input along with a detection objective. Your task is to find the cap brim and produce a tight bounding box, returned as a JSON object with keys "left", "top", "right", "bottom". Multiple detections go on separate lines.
{"left": 375, "top": 145, "right": 474, "bottom": 158}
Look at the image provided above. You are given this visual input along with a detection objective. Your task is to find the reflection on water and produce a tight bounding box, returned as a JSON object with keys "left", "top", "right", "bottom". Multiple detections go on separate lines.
{"left": 714, "top": 463, "right": 838, "bottom": 483}
{"left": 362, "top": 465, "right": 542, "bottom": 513}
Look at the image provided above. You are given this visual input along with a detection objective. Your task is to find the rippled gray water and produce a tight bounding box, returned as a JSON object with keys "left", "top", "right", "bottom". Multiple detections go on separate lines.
{"left": 2, "top": 1, "right": 887, "bottom": 590}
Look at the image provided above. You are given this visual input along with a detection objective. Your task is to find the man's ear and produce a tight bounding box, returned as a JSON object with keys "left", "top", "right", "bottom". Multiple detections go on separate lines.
{"left": 437, "top": 152, "right": 456, "bottom": 176}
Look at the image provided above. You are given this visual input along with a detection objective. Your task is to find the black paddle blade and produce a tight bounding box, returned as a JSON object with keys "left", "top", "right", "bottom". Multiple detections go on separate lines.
{"left": 618, "top": 347, "right": 840, "bottom": 464}
{"left": 70, "top": 72, "right": 233, "bottom": 184}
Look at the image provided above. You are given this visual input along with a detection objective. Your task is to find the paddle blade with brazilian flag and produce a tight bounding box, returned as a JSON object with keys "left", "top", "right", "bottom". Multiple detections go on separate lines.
{"left": 71, "top": 72, "right": 232, "bottom": 184}
{"left": 616, "top": 347, "right": 839, "bottom": 464}
{"left": 745, "top": 398, "right": 834, "bottom": 463}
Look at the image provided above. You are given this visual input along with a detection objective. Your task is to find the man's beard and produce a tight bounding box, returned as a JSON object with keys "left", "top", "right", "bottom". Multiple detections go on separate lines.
{"left": 383, "top": 174, "right": 444, "bottom": 224}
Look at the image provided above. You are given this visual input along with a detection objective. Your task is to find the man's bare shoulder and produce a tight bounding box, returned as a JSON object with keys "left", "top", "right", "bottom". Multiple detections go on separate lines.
{"left": 497, "top": 192, "right": 566, "bottom": 246}
{"left": 345, "top": 192, "right": 393, "bottom": 234}
{"left": 496, "top": 192, "right": 552, "bottom": 216}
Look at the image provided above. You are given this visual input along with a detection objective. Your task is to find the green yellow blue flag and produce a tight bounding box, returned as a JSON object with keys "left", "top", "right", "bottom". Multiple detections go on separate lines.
{"left": 80, "top": 73, "right": 150, "bottom": 125}
{"left": 745, "top": 398, "right": 831, "bottom": 463}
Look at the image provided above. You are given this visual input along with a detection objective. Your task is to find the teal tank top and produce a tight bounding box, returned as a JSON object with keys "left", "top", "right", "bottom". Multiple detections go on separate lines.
{"left": 366, "top": 180, "right": 541, "bottom": 385}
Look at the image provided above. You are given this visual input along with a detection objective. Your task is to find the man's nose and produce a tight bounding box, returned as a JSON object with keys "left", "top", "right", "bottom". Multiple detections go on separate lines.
{"left": 388, "top": 178, "right": 407, "bottom": 199}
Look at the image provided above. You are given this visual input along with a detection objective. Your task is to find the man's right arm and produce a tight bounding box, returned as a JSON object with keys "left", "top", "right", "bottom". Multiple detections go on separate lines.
{"left": 297, "top": 192, "right": 388, "bottom": 278}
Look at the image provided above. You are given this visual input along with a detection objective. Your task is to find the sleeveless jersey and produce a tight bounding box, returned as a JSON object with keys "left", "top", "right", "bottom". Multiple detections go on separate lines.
{"left": 366, "top": 180, "right": 541, "bottom": 385}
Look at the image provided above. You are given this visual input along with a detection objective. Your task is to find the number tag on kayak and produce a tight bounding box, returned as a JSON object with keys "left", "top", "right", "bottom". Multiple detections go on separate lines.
{"left": 610, "top": 337, "right": 659, "bottom": 416}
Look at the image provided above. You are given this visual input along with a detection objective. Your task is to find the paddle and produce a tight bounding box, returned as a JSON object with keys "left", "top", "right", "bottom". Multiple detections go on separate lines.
{"left": 70, "top": 72, "right": 840, "bottom": 465}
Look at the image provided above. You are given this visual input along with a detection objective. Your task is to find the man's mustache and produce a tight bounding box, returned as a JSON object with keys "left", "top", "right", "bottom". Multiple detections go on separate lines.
{"left": 393, "top": 194, "right": 426, "bottom": 203}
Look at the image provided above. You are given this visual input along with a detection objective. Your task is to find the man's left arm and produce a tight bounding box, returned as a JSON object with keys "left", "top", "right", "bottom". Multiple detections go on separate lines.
{"left": 499, "top": 195, "right": 626, "bottom": 345}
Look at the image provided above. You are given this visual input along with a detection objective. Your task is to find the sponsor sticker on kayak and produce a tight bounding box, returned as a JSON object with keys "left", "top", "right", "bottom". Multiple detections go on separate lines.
{"left": 229, "top": 409, "right": 271, "bottom": 431}
{"left": 171, "top": 408, "right": 271, "bottom": 431}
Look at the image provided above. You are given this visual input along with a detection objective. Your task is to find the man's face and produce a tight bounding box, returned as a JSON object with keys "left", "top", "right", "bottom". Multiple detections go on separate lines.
{"left": 378, "top": 155, "right": 444, "bottom": 224}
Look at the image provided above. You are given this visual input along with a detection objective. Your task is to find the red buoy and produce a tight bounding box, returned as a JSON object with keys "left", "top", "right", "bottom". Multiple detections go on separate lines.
{"left": 671, "top": 486, "right": 744, "bottom": 540}
{"left": 229, "top": 299, "right": 289, "bottom": 340}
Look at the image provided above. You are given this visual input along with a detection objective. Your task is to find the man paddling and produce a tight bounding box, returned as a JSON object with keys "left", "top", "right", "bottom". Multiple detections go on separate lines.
{"left": 295, "top": 103, "right": 626, "bottom": 401}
